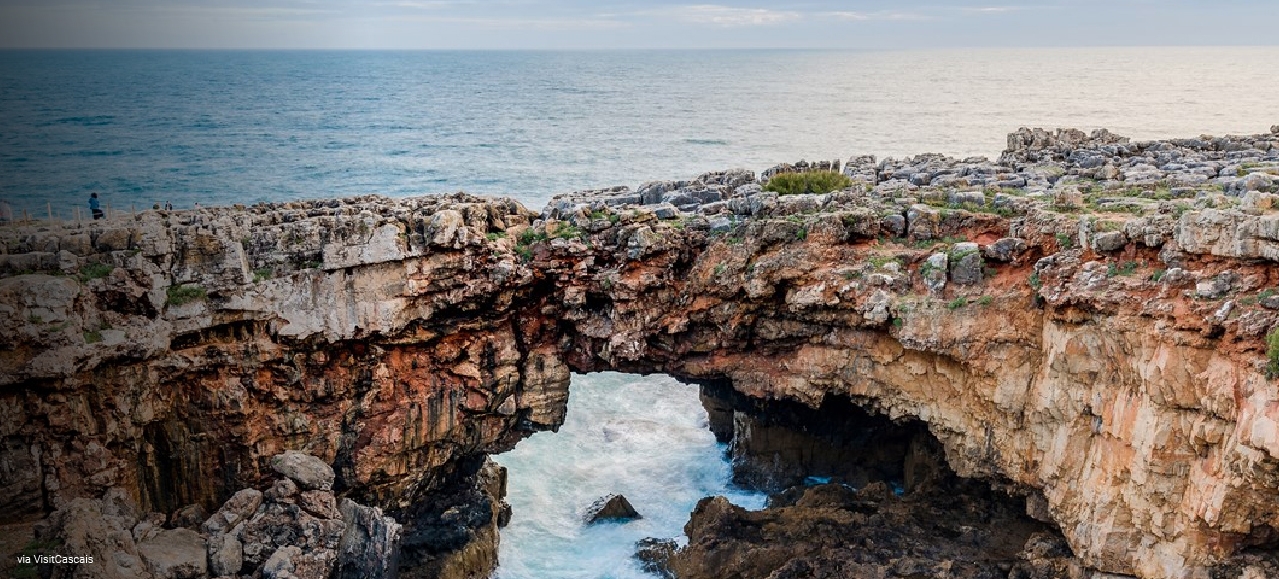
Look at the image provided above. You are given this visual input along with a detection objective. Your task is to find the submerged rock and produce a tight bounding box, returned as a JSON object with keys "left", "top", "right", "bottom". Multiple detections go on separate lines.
{"left": 585, "top": 494, "right": 642, "bottom": 524}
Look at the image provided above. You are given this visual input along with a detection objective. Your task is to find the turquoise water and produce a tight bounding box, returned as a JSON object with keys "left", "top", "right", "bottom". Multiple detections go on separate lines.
{"left": 2, "top": 48, "right": 1278, "bottom": 216}
{"left": 492, "top": 373, "right": 766, "bottom": 579}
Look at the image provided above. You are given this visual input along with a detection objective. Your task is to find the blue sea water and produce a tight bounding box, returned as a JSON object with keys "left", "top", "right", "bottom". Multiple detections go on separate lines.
{"left": 2, "top": 47, "right": 1278, "bottom": 217}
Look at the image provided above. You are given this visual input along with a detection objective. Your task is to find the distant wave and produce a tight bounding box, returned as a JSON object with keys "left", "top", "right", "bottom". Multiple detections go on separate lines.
{"left": 683, "top": 138, "right": 730, "bottom": 146}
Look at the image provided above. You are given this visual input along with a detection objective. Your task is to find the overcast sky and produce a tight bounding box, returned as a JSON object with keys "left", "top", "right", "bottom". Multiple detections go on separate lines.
{"left": 0, "top": 1, "right": 1274, "bottom": 49}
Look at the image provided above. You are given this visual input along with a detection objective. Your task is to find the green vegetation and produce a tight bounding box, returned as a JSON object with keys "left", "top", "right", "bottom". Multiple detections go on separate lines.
{"left": 892, "top": 318, "right": 904, "bottom": 328}
{"left": 83, "top": 330, "right": 103, "bottom": 344}
{"left": 714, "top": 263, "right": 727, "bottom": 276}
{"left": 795, "top": 227, "right": 808, "bottom": 241}
{"left": 28, "top": 314, "right": 43, "bottom": 324}
{"left": 1267, "top": 328, "right": 1279, "bottom": 380}
{"left": 252, "top": 268, "right": 273, "bottom": 283}
{"left": 1055, "top": 232, "right": 1073, "bottom": 249}
{"left": 947, "top": 297, "right": 969, "bottom": 310}
{"left": 978, "top": 295, "right": 993, "bottom": 306}
{"left": 551, "top": 223, "right": 583, "bottom": 240}
{"left": 1150, "top": 269, "right": 1166, "bottom": 282}
{"left": 485, "top": 231, "right": 507, "bottom": 241}
{"left": 868, "top": 255, "right": 901, "bottom": 270}
{"left": 763, "top": 172, "right": 852, "bottom": 196}
{"left": 78, "top": 262, "right": 114, "bottom": 282}
{"left": 1029, "top": 272, "right": 1042, "bottom": 291}
{"left": 166, "top": 284, "right": 208, "bottom": 307}
{"left": 1107, "top": 261, "right": 1138, "bottom": 278}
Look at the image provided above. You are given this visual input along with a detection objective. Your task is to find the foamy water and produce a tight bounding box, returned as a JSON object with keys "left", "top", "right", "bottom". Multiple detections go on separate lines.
{"left": 492, "top": 373, "right": 766, "bottom": 579}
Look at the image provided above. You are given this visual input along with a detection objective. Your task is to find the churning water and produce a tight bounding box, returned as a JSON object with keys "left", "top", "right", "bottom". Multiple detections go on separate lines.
{"left": 491, "top": 373, "right": 766, "bottom": 579}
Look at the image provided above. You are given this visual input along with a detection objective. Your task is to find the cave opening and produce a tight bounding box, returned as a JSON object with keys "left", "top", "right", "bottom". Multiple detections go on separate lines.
{"left": 490, "top": 372, "right": 1081, "bottom": 579}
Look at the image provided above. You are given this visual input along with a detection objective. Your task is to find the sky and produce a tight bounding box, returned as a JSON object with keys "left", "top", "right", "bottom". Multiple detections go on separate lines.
{"left": 0, "top": 1, "right": 1275, "bottom": 50}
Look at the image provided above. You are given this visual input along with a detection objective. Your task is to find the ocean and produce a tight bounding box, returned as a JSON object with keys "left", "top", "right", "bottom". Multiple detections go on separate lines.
{"left": 3, "top": 48, "right": 1276, "bottom": 578}
{"left": 2, "top": 48, "right": 1277, "bottom": 218}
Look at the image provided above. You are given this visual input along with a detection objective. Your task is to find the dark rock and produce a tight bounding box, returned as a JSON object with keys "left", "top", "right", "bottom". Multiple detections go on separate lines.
{"left": 169, "top": 502, "right": 208, "bottom": 530}
{"left": 634, "top": 537, "right": 677, "bottom": 578}
{"left": 586, "top": 494, "right": 641, "bottom": 523}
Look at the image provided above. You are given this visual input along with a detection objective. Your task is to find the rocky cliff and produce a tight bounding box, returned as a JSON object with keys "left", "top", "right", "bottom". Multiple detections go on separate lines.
{"left": 2, "top": 126, "right": 1279, "bottom": 579}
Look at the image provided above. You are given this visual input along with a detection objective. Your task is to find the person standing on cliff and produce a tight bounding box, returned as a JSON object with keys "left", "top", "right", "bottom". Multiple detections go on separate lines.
{"left": 89, "top": 192, "right": 103, "bottom": 220}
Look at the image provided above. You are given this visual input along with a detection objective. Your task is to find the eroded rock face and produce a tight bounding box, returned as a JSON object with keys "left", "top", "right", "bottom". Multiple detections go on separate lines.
{"left": 3, "top": 128, "right": 1279, "bottom": 578}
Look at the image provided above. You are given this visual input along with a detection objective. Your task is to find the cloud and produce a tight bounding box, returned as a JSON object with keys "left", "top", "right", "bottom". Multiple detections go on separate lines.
{"left": 650, "top": 4, "right": 802, "bottom": 27}
{"left": 825, "top": 10, "right": 928, "bottom": 22}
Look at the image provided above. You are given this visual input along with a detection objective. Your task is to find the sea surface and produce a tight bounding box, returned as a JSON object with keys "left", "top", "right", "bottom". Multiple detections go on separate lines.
{"left": 2, "top": 48, "right": 1278, "bottom": 217}
{"left": 492, "top": 373, "right": 766, "bottom": 579}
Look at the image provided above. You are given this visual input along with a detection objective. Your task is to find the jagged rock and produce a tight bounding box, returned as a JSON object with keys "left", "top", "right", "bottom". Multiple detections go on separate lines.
{"left": 336, "top": 498, "right": 402, "bottom": 579}
{"left": 586, "top": 494, "right": 641, "bottom": 523}
{"left": 634, "top": 538, "right": 677, "bottom": 578}
{"left": 203, "top": 489, "right": 264, "bottom": 536}
{"left": 270, "top": 451, "right": 335, "bottom": 491}
{"left": 137, "top": 528, "right": 207, "bottom": 579}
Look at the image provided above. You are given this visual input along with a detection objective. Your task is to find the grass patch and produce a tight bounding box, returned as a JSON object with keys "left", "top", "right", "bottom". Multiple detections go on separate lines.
{"left": 166, "top": 284, "right": 207, "bottom": 307}
{"left": 892, "top": 318, "right": 904, "bottom": 328}
{"left": 78, "top": 262, "right": 114, "bottom": 282}
{"left": 486, "top": 231, "right": 507, "bottom": 241}
{"left": 83, "top": 330, "right": 103, "bottom": 344}
{"left": 1150, "top": 269, "right": 1166, "bottom": 282}
{"left": 764, "top": 172, "right": 852, "bottom": 196}
{"left": 252, "top": 268, "right": 272, "bottom": 283}
{"left": 947, "top": 297, "right": 969, "bottom": 310}
{"left": 1107, "top": 261, "right": 1138, "bottom": 278}
{"left": 977, "top": 295, "right": 993, "bottom": 306}
{"left": 1267, "top": 328, "right": 1279, "bottom": 380}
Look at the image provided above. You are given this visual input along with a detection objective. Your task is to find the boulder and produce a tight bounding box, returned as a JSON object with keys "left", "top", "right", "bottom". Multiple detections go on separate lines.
{"left": 270, "top": 451, "right": 335, "bottom": 491}
{"left": 586, "top": 494, "right": 642, "bottom": 523}
{"left": 1093, "top": 231, "right": 1127, "bottom": 253}
{"left": 984, "top": 237, "right": 1026, "bottom": 262}
{"left": 137, "top": 528, "right": 207, "bottom": 579}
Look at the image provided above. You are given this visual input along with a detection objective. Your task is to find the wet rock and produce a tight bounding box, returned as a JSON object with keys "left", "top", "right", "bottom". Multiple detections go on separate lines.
{"left": 586, "top": 494, "right": 641, "bottom": 523}
{"left": 270, "top": 451, "right": 335, "bottom": 491}
{"left": 634, "top": 538, "right": 677, "bottom": 579}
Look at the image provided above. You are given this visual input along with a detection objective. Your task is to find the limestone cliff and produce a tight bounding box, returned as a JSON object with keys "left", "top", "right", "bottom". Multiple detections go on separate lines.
{"left": 2, "top": 127, "right": 1279, "bottom": 578}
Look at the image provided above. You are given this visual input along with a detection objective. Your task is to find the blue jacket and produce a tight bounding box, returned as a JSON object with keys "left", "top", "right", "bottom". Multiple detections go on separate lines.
{"left": 89, "top": 197, "right": 100, "bottom": 210}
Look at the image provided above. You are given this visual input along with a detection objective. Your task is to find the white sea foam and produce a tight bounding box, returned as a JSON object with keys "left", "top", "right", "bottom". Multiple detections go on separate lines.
{"left": 492, "top": 372, "right": 766, "bottom": 579}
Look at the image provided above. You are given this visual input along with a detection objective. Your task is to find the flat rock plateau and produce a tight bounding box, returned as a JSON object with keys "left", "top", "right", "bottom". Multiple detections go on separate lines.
{"left": 3, "top": 126, "right": 1279, "bottom": 579}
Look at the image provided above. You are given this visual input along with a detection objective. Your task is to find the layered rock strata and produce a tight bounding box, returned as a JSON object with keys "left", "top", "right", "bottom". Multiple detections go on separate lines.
{"left": 2, "top": 126, "right": 1279, "bottom": 578}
